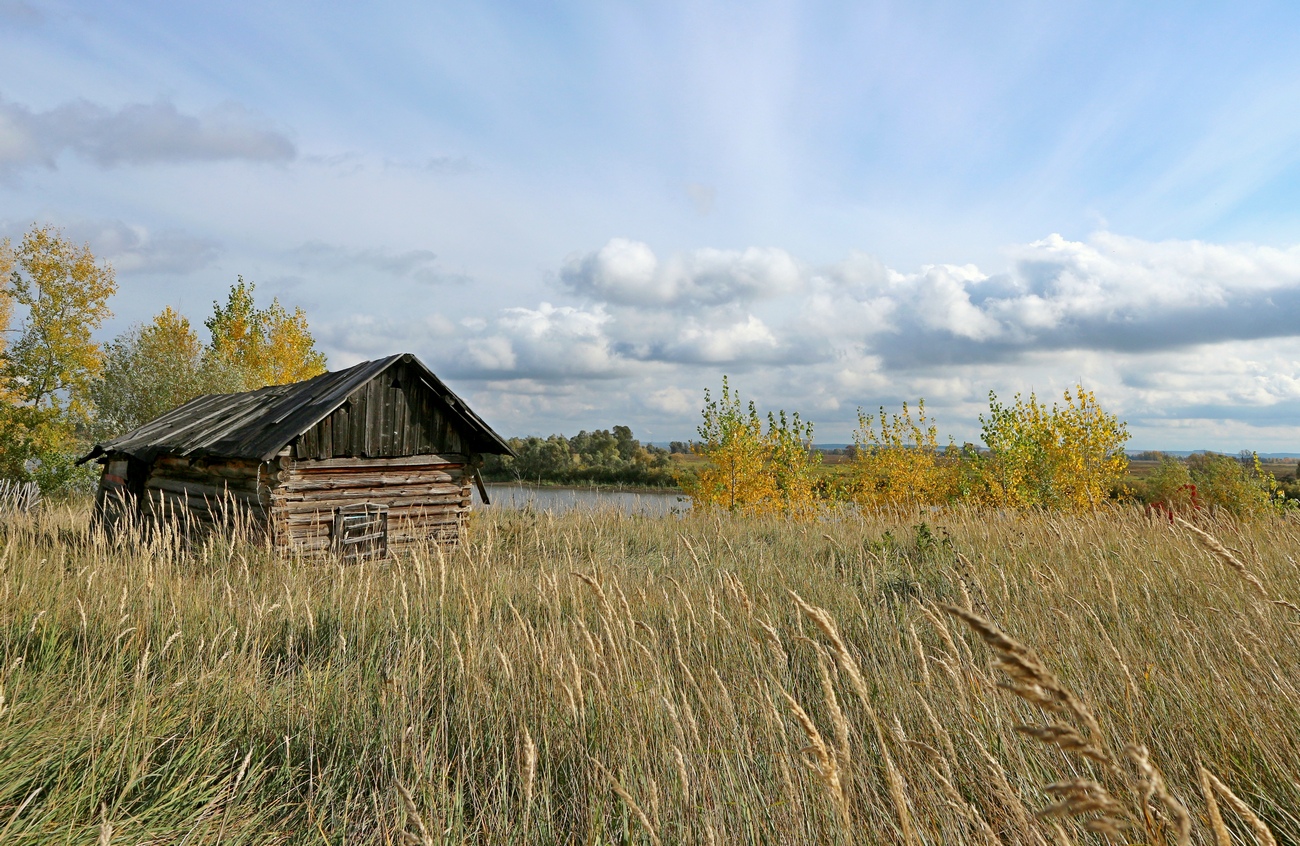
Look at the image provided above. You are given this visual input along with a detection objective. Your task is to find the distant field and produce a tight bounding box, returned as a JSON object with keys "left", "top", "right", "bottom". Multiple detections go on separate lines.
{"left": 0, "top": 500, "right": 1296, "bottom": 842}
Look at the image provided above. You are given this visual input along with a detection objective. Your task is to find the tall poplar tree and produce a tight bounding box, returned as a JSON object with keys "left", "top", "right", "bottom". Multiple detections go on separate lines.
{"left": 0, "top": 225, "right": 117, "bottom": 490}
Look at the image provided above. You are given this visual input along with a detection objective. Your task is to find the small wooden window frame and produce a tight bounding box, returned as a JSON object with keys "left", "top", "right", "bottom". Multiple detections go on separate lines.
{"left": 331, "top": 503, "right": 389, "bottom": 562}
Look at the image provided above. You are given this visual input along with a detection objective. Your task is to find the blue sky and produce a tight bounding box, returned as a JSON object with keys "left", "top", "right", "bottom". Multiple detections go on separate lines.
{"left": 5, "top": 1, "right": 1300, "bottom": 449}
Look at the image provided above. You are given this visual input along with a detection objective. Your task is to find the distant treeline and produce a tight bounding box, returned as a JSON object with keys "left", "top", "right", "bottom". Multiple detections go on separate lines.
{"left": 481, "top": 426, "right": 677, "bottom": 487}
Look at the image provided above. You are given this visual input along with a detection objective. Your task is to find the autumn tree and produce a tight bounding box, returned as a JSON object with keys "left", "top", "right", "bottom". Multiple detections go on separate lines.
{"left": 979, "top": 385, "right": 1128, "bottom": 511}
{"left": 765, "top": 409, "right": 820, "bottom": 518}
{"left": 91, "top": 306, "right": 207, "bottom": 436}
{"left": 0, "top": 239, "right": 12, "bottom": 404}
{"left": 683, "top": 377, "right": 818, "bottom": 518}
{"left": 0, "top": 225, "right": 116, "bottom": 490}
{"left": 204, "top": 277, "right": 327, "bottom": 391}
{"left": 850, "top": 399, "right": 959, "bottom": 508}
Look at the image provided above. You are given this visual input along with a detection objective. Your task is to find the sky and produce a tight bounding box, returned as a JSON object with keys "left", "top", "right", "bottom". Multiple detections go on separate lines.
{"left": 4, "top": 1, "right": 1300, "bottom": 449}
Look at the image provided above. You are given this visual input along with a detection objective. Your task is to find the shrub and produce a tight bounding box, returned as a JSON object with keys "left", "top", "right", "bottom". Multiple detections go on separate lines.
{"left": 848, "top": 400, "right": 959, "bottom": 508}
{"left": 978, "top": 385, "right": 1129, "bottom": 511}
{"left": 682, "top": 377, "right": 818, "bottom": 518}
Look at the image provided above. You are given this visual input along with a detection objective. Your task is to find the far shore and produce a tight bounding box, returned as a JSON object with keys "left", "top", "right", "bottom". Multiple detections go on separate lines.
{"left": 480, "top": 479, "right": 684, "bottom": 495}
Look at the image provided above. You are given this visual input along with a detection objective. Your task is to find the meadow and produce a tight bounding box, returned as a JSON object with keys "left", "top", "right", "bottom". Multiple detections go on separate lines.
{"left": 0, "top": 500, "right": 1297, "bottom": 844}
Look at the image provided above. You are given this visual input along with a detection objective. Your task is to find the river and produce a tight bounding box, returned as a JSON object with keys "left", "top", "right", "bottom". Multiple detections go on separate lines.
{"left": 478, "top": 483, "right": 689, "bottom": 517}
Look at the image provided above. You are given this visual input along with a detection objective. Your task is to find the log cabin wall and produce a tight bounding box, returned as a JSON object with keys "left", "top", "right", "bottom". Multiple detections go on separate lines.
{"left": 139, "top": 455, "right": 272, "bottom": 535}
{"left": 269, "top": 453, "right": 472, "bottom": 554}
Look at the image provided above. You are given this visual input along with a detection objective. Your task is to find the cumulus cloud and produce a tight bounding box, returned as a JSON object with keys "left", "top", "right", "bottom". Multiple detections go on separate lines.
{"left": 452, "top": 303, "right": 621, "bottom": 380}
{"left": 314, "top": 232, "right": 1300, "bottom": 448}
{"left": 291, "top": 241, "right": 464, "bottom": 285}
{"left": 560, "top": 238, "right": 800, "bottom": 308}
{"left": 0, "top": 97, "right": 295, "bottom": 173}
{"left": 826, "top": 232, "right": 1300, "bottom": 367}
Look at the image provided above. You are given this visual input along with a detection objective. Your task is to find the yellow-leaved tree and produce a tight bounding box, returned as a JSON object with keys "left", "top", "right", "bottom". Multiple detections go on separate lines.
{"left": 204, "top": 277, "right": 327, "bottom": 391}
{"left": 850, "top": 399, "right": 959, "bottom": 508}
{"left": 0, "top": 238, "right": 12, "bottom": 402}
{"left": 978, "top": 385, "right": 1128, "bottom": 511}
{"left": 0, "top": 224, "right": 117, "bottom": 491}
{"left": 766, "top": 409, "right": 821, "bottom": 519}
{"left": 91, "top": 306, "right": 207, "bottom": 436}
{"left": 683, "top": 377, "right": 819, "bottom": 518}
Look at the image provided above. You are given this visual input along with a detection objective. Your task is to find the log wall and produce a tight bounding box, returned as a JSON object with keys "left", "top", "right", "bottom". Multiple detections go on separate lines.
{"left": 139, "top": 455, "right": 272, "bottom": 535}
{"left": 269, "top": 453, "right": 472, "bottom": 554}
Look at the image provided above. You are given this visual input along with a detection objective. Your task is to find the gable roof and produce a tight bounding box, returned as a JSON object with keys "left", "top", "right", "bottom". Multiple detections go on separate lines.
{"left": 79, "top": 353, "right": 512, "bottom": 465}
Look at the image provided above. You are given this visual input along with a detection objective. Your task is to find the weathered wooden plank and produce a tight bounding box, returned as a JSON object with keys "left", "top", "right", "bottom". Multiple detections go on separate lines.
{"left": 284, "top": 455, "right": 467, "bottom": 472}
{"left": 278, "top": 484, "right": 465, "bottom": 503}
{"left": 366, "top": 377, "right": 382, "bottom": 456}
{"left": 280, "top": 499, "right": 467, "bottom": 521}
{"left": 282, "top": 503, "right": 465, "bottom": 526}
{"left": 146, "top": 476, "right": 266, "bottom": 505}
{"left": 277, "top": 471, "right": 455, "bottom": 491}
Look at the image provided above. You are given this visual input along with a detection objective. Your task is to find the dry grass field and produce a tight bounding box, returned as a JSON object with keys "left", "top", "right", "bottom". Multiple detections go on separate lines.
{"left": 0, "top": 501, "right": 1297, "bottom": 843}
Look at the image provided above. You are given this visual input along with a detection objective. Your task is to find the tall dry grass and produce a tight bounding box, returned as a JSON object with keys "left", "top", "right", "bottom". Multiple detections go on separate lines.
{"left": 0, "top": 500, "right": 1297, "bottom": 843}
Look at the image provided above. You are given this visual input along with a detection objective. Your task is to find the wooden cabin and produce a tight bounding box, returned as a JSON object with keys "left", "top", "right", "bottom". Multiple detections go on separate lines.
{"left": 78, "top": 353, "right": 513, "bottom": 558}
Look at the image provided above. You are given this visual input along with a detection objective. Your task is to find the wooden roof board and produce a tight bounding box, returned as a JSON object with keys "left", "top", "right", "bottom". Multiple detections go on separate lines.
{"left": 79, "top": 354, "right": 513, "bottom": 465}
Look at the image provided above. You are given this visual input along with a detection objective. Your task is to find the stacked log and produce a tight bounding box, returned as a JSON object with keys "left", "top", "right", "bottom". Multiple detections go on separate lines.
{"left": 140, "top": 455, "right": 272, "bottom": 536}
{"left": 271, "top": 454, "right": 471, "bottom": 555}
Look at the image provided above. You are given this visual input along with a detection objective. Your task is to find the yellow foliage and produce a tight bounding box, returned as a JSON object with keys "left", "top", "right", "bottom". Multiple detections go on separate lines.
{"left": 92, "top": 306, "right": 208, "bottom": 434}
{"left": 0, "top": 225, "right": 116, "bottom": 490}
{"left": 0, "top": 238, "right": 12, "bottom": 403}
{"left": 979, "top": 386, "right": 1128, "bottom": 511}
{"left": 3, "top": 224, "right": 117, "bottom": 419}
{"left": 683, "top": 377, "right": 819, "bottom": 519}
{"left": 204, "top": 277, "right": 327, "bottom": 390}
{"left": 850, "top": 399, "right": 958, "bottom": 508}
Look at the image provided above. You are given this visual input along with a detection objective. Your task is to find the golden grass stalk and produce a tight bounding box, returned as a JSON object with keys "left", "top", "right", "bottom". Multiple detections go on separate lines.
{"left": 591, "top": 758, "right": 663, "bottom": 846}
{"left": 942, "top": 605, "right": 1105, "bottom": 748}
{"left": 1199, "top": 766, "right": 1277, "bottom": 846}
{"left": 98, "top": 803, "right": 112, "bottom": 846}
{"left": 1125, "top": 743, "right": 1190, "bottom": 846}
{"left": 789, "top": 590, "right": 917, "bottom": 846}
{"left": 1176, "top": 517, "right": 1300, "bottom": 615}
{"left": 1198, "top": 764, "right": 1232, "bottom": 846}
{"left": 1038, "top": 779, "right": 1126, "bottom": 839}
{"left": 778, "top": 687, "right": 850, "bottom": 830}
{"left": 521, "top": 727, "right": 537, "bottom": 813}
{"left": 395, "top": 782, "right": 435, "bottom": 846}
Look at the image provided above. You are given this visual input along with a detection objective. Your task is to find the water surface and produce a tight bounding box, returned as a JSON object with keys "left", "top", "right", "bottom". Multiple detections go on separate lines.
{"left": 478, "top": 483, "right": 689, "bottom": 517}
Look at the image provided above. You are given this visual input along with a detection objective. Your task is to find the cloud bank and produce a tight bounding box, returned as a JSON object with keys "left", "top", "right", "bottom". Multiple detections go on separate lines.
{"left": 322, "top": 232, "right": 1300, "bottom": 445}
{"left": 550, "top": 232, "right": 1300, "bottom": 372}
{"left": 0, "top": 97, "right": 295, "bottom": 173}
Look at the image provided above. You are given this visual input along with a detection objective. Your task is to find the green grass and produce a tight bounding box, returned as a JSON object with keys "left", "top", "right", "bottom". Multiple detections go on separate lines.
{"left": 0, "top": 501, "right": 1297, "bottom": 842}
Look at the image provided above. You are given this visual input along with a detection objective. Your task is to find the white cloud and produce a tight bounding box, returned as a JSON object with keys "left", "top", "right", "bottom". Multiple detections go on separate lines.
{"left": 453, "top": 303, "right": 620, "bottom": 379}
{"left": 645, "top": 386, "right": 694, "bottom": 415}
{"left": 658, "top": 314, "right": 782, "bottom": 363}
{"left": 0, "top": 97, "right": 295, "bottom": 173}
{"left": 560, "top": 238, "right": 801, "bottom": 308}
{"left": 811, "top": 232, "right": 1300, "bottom": 367}
{"left": 314, "top": 232, "right": 1300, "bottom": 449}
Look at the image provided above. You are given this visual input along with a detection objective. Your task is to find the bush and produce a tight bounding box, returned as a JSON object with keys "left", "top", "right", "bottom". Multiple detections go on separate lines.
{"left": 848, "top": 400, "right": 960, "bottom": 508}
{"left": 681, "top": 377, "right": 819, "bottom": 518}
